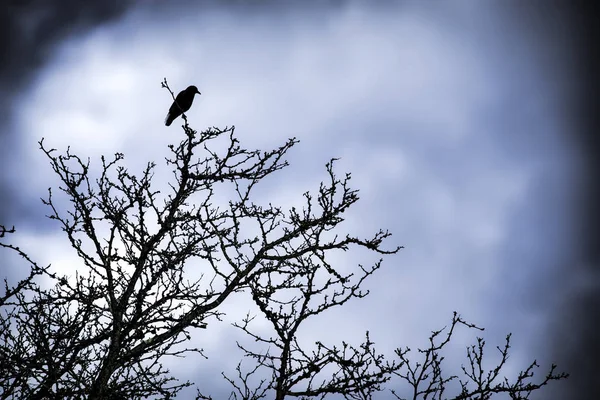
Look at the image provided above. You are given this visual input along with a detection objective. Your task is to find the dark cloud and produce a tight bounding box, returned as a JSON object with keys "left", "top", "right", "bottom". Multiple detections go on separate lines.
{"left": 0, "top": 1, "right": 134, "bottom": 82}
{"left": 512, "top": 2, "right": 600, "bottom": 399}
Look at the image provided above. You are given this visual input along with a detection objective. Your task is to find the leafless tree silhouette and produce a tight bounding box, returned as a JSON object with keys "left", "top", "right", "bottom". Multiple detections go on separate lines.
{"left": 0, "top": 81, "right": 567, "bottom": 399}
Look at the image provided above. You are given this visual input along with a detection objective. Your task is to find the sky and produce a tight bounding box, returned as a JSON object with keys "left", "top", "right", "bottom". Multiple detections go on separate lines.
{"left": 0, "top": 1, "right": 598, "bottom": 399}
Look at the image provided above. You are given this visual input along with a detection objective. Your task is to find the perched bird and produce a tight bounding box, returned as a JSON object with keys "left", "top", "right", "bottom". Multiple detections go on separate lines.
{"left": 165, "top": 85, "right": 201, "bottom": 126}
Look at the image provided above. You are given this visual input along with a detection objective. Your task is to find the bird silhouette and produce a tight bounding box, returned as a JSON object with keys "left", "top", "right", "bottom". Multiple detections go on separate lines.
{"left": 165, "top": 85, "right": 201, "bottom": 126}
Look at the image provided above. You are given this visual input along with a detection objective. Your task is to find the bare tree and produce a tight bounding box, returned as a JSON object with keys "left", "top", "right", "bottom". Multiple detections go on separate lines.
{"left": 390, "top": 312, "right": 567, "bottom": 400}
{"left": 0, "top": 81, "right": 567, "bottom": 399}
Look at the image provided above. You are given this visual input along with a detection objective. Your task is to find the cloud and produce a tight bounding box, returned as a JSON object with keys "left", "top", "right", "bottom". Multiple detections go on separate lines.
{"left": 5, "top": 1, "right": 581, "bottom": 398}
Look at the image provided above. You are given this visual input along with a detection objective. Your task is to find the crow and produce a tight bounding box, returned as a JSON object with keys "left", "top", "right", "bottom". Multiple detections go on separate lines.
{"left": 165, "top": 85, "right": 201, "bottom": 126}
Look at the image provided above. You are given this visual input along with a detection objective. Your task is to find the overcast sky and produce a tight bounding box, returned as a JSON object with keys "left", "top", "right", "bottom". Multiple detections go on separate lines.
{"left": 1, "top": 1, "right": 597, "bottom": 399}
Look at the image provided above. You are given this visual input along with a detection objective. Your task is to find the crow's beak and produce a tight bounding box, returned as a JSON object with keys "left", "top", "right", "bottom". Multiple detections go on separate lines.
{"left": 197, "top": 89, "right": 202, "bottom": 95}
